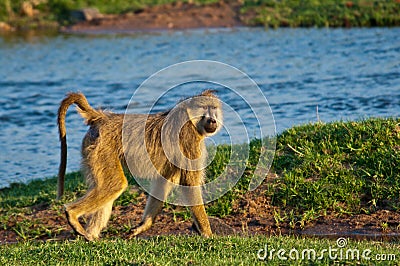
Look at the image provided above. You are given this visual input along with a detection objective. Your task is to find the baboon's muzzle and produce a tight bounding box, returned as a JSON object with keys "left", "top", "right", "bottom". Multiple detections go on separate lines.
{"left": 204, "top": 118, "right": 217, "bottom": 133}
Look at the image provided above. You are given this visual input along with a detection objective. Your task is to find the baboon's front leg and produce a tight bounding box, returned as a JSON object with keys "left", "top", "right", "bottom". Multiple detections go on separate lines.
{"left": 190, "top": 205, "right": 212, "bottom": 237}
{"left": 181, "top": 171, "right": 212, "bottom": 237}
{"left": 132, "top": 175, "right": 177, "bottom": 236}
{"left": 132, "top": 195, "right": 164, "bottom": 236}
{"left": 186, "top": 186, "right": 212, "bottom": 237}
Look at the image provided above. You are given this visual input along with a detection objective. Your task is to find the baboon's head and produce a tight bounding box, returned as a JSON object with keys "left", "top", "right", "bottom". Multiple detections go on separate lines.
{"left": 185, "top": 90, "right": 223, "bottom": 137}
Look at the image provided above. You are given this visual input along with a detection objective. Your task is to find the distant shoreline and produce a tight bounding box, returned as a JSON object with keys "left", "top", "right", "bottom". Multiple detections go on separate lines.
{"left": 1, "top": 1, "right": 400, "bottom": 33}
{"left": 62, "top": 2, "right": 243, "bottom": 34}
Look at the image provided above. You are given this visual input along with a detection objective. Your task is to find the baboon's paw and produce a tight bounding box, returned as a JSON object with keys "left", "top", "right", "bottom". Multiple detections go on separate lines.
{"left": 131, "top": 225, "right": 148, "bottom": 237}
{"left": 131, "top": 228, "right": 141, "bottom": 237}
{"left": 84, "top": 233, "right": 97, "bottom": 241}
{"left": 65, "top": 209, "right": 87, "bottom": 237}
{"left": 201, "top": 232, "right": 212, "bottom": 238}
{"left": 131, "top": 219, "right": 153, "bottom": 236}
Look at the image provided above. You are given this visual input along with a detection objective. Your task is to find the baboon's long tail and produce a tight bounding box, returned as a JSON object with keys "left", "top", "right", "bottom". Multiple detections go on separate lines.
{"left": 57, "top": 92, "right": 104, "bottom": 200}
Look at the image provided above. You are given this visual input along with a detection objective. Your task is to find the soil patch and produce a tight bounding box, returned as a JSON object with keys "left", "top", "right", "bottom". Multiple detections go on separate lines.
{"left": 1, "top": 183, "right": 399, "bottom": 243}
{"left": 62, "top": 2, "right": 246, "bottom": 34}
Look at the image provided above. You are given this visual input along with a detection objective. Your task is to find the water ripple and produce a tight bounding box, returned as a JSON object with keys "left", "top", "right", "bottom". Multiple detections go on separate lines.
{"left": 0, "top": 27, "right": 399, "bottom": 187}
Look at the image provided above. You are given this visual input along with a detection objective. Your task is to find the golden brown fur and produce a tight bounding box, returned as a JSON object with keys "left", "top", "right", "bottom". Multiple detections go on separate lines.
{"left": 57, "top": 90, "right": 223, "bottom": 240}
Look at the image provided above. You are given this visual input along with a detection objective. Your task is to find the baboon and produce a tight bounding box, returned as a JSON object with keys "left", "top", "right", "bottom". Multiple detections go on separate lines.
{"left": 57, "top": 90, "right": 223, "bottom": 240}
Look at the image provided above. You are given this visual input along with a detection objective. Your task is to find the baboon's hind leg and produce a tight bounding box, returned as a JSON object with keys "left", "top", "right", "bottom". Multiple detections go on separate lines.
{"left": 65, "top": 155, "right": 127, "bottom": 241}
{"left": 65, "top": 207, "right": 87, "bottom": 237}
{"left": 85, "top": 201, "right": 114, "bottom": 240}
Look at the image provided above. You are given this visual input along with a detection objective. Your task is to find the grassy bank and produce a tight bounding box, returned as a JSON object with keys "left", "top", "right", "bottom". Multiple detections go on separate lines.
{"left": 0, "top": 0, "right": 400, "bottom": 30}
{"left": 271, "top": 117, "right": 400, "bottom": 226}
{"left": 1, "top": 118, "right": 400, "bottom": 263}
{"left": 207, "top": 117, "right": 400, "bottom": 225}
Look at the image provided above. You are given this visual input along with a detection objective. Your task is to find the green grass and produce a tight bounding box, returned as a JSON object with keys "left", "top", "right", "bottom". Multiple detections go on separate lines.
{"left": 206, "top": 117, "right": 400, "bottom": 227}
{"left": 270, "top": 118, "right": 400, "bottom": 227}
{"left": 242, "top": 0, "right": 400, "bottom": 27}
{"left": 1, "top": 236, "right": 399, "bottom": 265}
{"left": 1, "top": 117, "right": 400, "bottom": 264}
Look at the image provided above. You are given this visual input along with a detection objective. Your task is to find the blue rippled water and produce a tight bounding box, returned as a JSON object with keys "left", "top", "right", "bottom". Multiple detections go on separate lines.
{"left": 0, "top": 27, "right": 399, "bottom": 187}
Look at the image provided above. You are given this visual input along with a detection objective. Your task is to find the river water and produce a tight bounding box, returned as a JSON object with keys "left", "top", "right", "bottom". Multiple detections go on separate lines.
{"left": 0, "top": 27, "right": 399, "bottom": 188}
